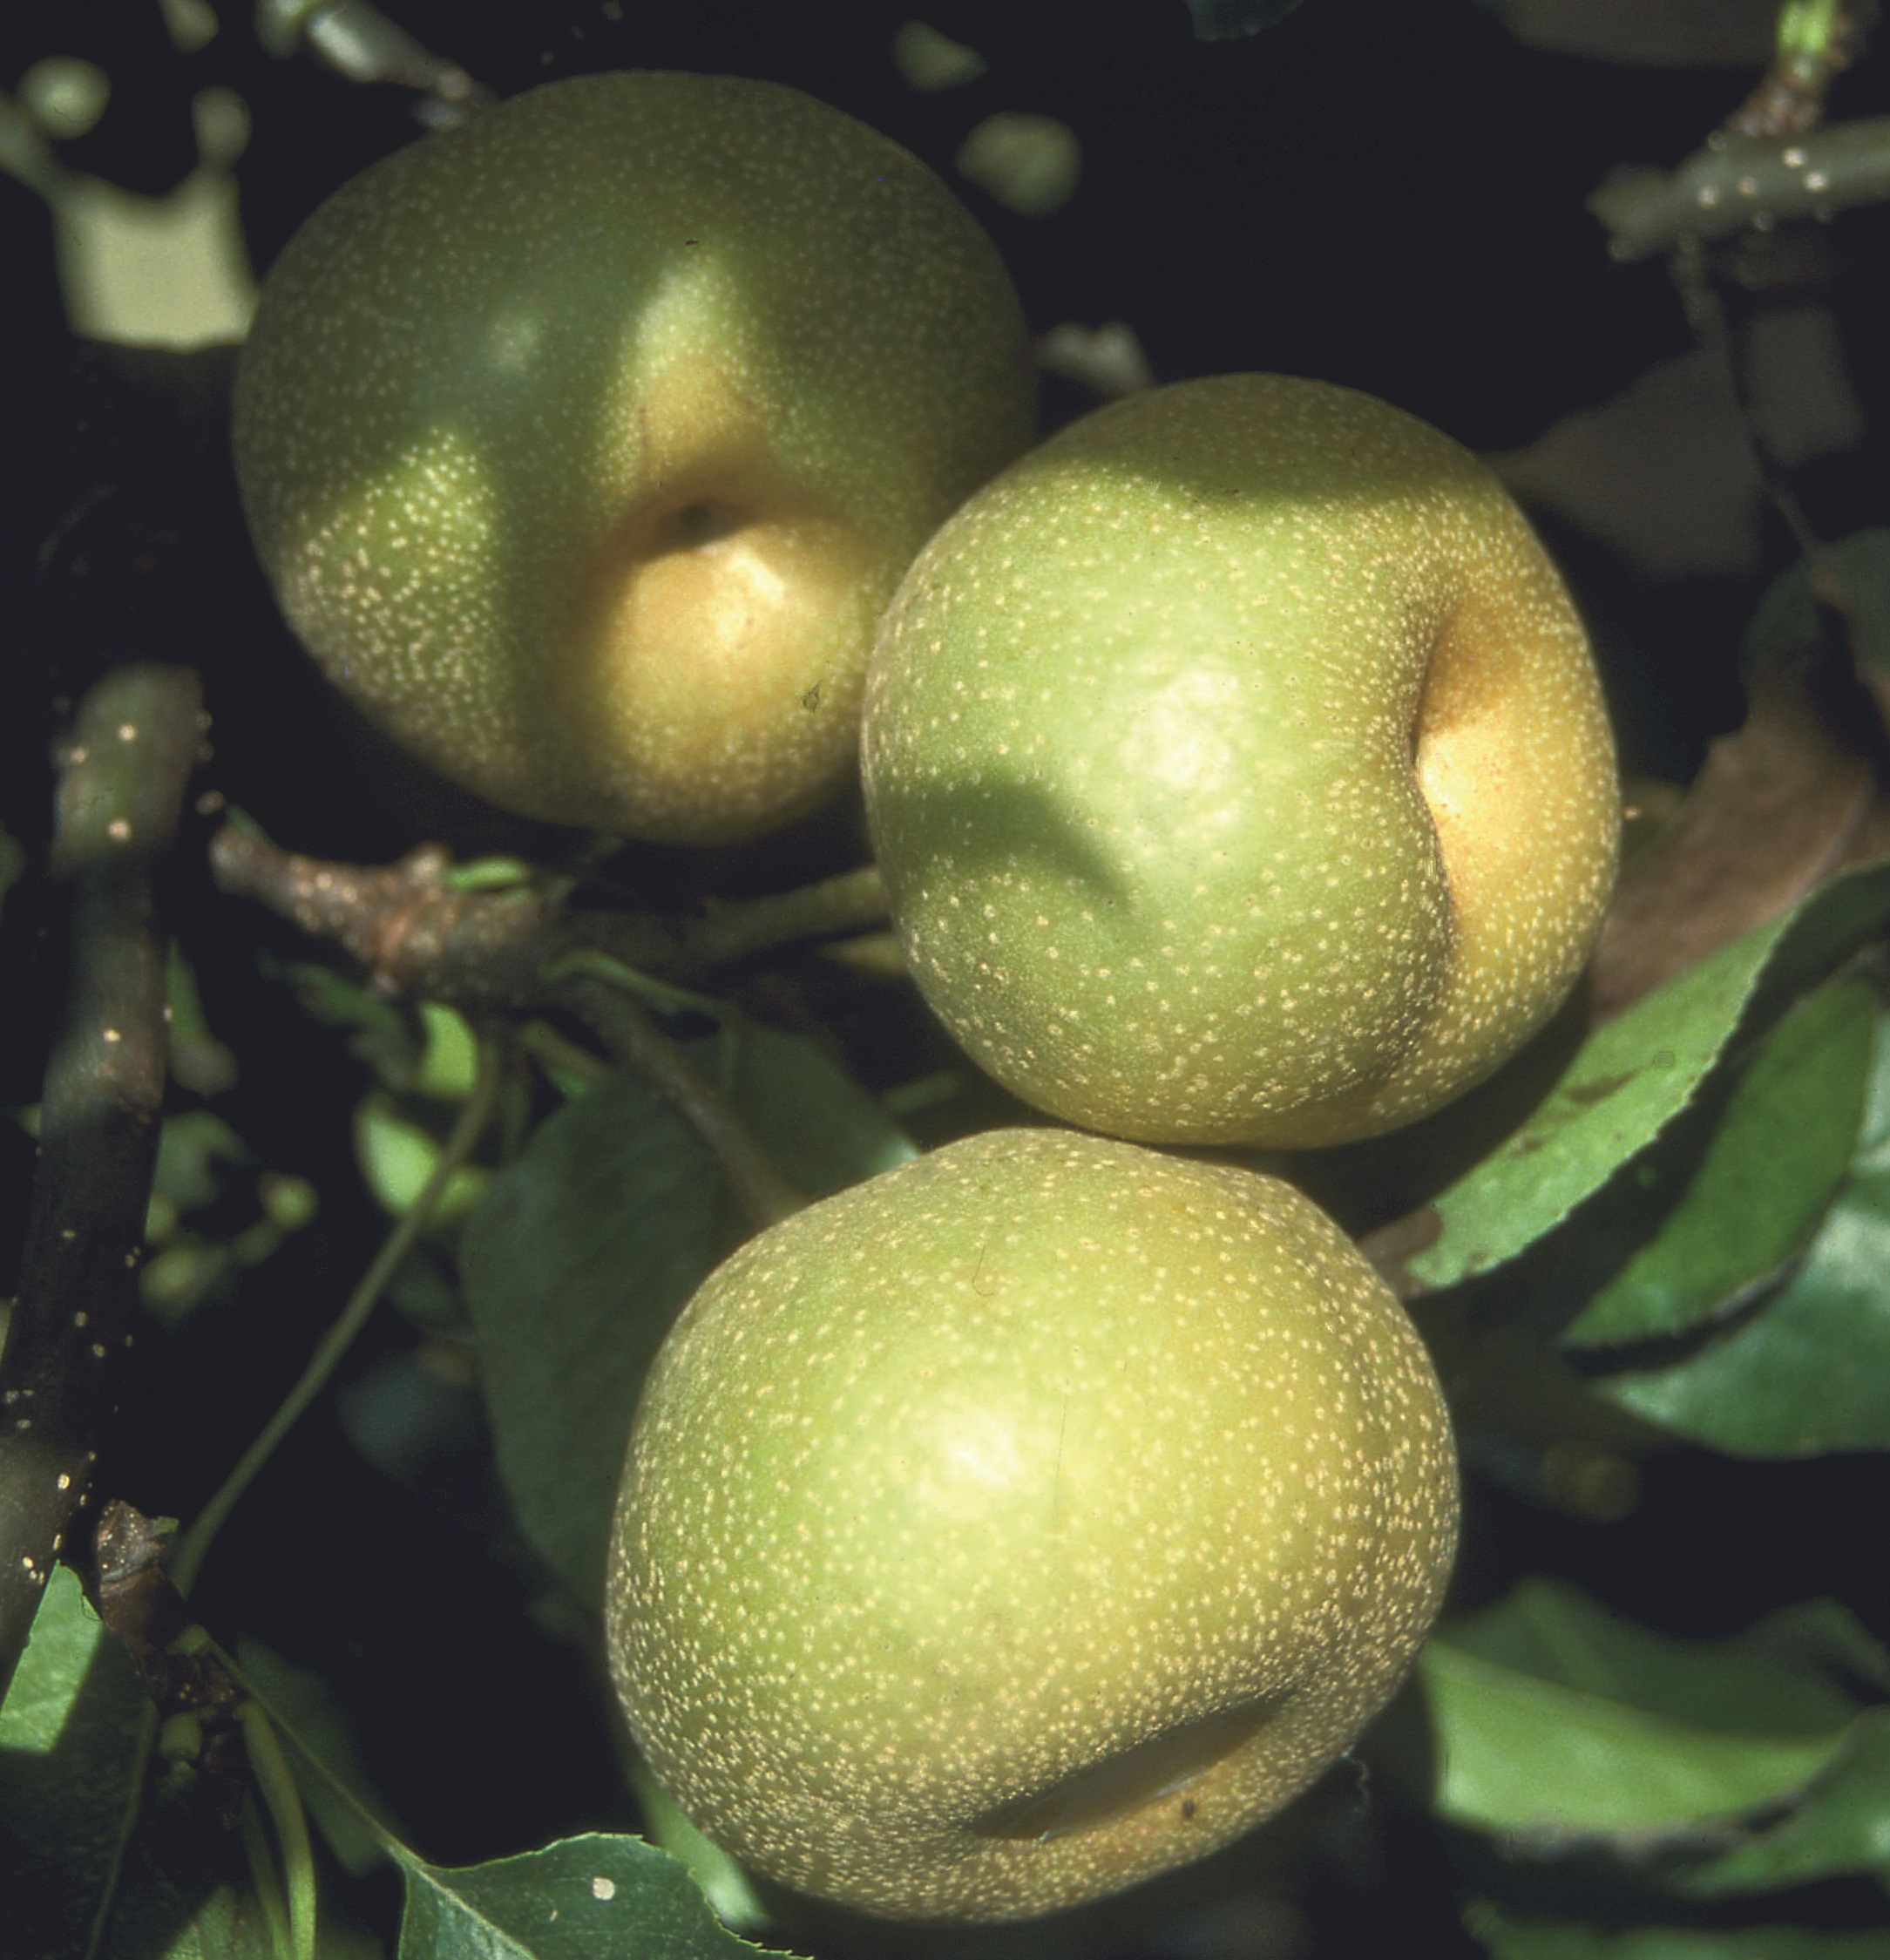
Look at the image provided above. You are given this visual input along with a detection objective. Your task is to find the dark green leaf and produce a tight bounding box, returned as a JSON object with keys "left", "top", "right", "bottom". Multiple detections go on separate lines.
{"left": 1469, "top": 1899, "right": 1890, "bottom": 1960}
{"left": 1185, "top": 0, "right": 1309, "bottom": 40}
{"left": 396, "top": 1833, "right": 800, "bottom": 1958}
{"left": 1593, "top": 1005, "right": 1890, "bottom": 1455}
{"left": 238, "top": 1638, "right": 399, "bottom": 1878}
{"left": 462, "top": 1026, "right": 911, "bottom": 1603}
{"left": 1562, "top": 976, "right": 1875, "bottom": 1348}
{"left": 0, "top": 1568, "right": 268, "bottom": 1957}
{"left": 1743, "top": 529, "right": 1890, "bottom": 677}
{"left": 1416, "top": 1582, "right": 1884, "bottom": 1843}
{"left": 1408, "top": 865, "right": 1890, "bottom": 1292}
{"left": 262, "top": 953, "right": 420, "bottom": 1089}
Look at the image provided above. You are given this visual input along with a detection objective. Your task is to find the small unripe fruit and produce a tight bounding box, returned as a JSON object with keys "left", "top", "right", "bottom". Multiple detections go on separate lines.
{"left": 234, "top": 71, "right": 1035, "bottom": 844}
{"left": 607, "top": 1128, "right": 1458, "bottom": 1922}
{"left": 863, "top": 374, "right": 1620, "bottom": 1147}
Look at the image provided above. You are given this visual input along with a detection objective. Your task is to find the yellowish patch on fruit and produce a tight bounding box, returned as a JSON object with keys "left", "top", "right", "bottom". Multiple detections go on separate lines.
{"left": 863, "top": 375, "right": 1619, "bottom": 1146}
{"left": 564, "top": 354, "right": 877, "bottom": 839}
{"left": 608, "top": 1129, "right": 1459, "bottom": 1922}
{"left": 234, "top": 71, "right": 1034, "bottom": 843}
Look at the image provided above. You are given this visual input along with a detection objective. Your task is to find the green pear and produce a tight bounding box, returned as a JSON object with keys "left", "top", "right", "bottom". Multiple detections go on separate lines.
{"left": 607, "top": 1128, "right": 1458, "bottom": 1922}
{"left": 234, "top": 71, "right": 1035, "bottom": 844}
{"left": 862, "top": 375, "right": 1620, "bottom": 1147}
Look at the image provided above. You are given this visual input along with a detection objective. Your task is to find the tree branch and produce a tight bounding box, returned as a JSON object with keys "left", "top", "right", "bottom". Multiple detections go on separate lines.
{"left": 0, "top": 666, "right": 203, "bottom": 1700}
{"left": 207, "top": 824, "right": 890, "bottom": 1005}
{"left": 1590, "top": 116, "right": 1890, "bottom": 263}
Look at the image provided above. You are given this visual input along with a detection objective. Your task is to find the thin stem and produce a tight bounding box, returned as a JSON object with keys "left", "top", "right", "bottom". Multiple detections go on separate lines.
{"left": 680, "top": 865, "right": 889, "bottom": 967}
{"left": 207, "top": 1635, "right": 408, "bottom": 1863}
{"left": 169, "top": 1035, "right": 501, "bottom": 1597}
{"left": 555, "top": 975, "right": 804, "bottom": 1231}
{"left": 238, "top": 1787, "right": 295, "bottom": 1960}
{"left": 240, "top": 1699, "right": 318, "bottom": 1960}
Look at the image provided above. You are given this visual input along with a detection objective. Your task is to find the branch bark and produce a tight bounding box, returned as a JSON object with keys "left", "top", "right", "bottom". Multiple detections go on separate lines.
{"left": 0, "top": 666, "right": 202, "bottom": 1701}
{"left": 207, "top": 824, "right": 890, "bottom": 1004}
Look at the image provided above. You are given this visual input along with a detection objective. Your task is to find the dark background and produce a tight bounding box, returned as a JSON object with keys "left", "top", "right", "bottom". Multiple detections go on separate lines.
{"left": 2, "top": 4, "right": 1888, "bottom": 1954}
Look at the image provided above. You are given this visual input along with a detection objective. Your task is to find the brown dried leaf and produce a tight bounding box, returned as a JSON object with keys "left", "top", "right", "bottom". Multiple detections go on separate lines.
{"left": 1590, "top": 645, "right": 1890, "bottom": 1021}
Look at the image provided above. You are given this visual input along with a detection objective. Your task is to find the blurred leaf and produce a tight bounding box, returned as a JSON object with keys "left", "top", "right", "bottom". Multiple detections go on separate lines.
{"left": 410, "top": 1001, "right": 480, "bottom": 1102}
{"left": 956, "top": 113, "right": 1081, "bottom": 216}
{"left": 1662, "top": 1710, "right": 1890, "bottom": 1896}
{"left": 710, "top": 1021, "right": 916, "bottom": 1199}
{"left": 1409, "top": 864, "right": 1890, "bottom": 1292}
{"left": 396, "top": 1833, "right": 797, "bottom": 1957}
{"left": 1590, "top": 1004, "right": 1890, "bottom": 1454}
{"left": 263, "top": 953, "right": 419, "bottom": 1089}
{"left": 1417, "top": 1582, "right": 1884, "bottom": 1844}
{"left": 1186, "top": 0, "right": 1309, "bottom": 38}
{"left": 1744, "top": 530, "right": 1890, "bottom": 680}
{"left": 462, "top": 1026, "right": 911, "bottom": 1604}
{"left": 237, "top": 1638, "right": 397, "bottom": 1879}
{"left": 1469, "top": 1900, "right": 1890, "bottom": 1960}
{"left": 152, "top": 1108, "right": 251, "bottom": 1215}
{"left": 145, "top": 1885, "right": 383, "bottom": 1958}
{"left": 0, "top": 1565, "right": 101, "bottom": 1752}
{"left": 166, "top": 944, "right": 240, "bottom": 1096}
{"left": 1562, "top": 975, "right": 1875, "bottom": 1347}
{"left": 353, "top": 1093, "right": 491, "bottom": 1226}
{"left": 890, "top": 19, "right": 987, "bottom": 89}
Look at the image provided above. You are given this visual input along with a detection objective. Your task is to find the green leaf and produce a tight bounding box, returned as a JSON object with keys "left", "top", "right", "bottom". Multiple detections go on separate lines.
{"left": 1469, "top": 1900, "right": 1890, "bottom": 1960}
{"left": 1562, "top": 975, "right": 1876, "bottom": 1347}
{"left": 461, "top": 1026, "right": 911, "bottom": 1604}
{"left": 625, "top": 1758, "right": 769, "bottom": 1936}
{"left": 354, "top": 1092, "right": 491, "bottom": 1225}
{"left": 1592, "top": 1004, "right": 1890, "bottom": 1455}
{"left": 1416, "top": 1582, "right": 1884, "bottom": 1844}
{"left": 0, "top": 1564, "right": 103, "bottom": 1752}
{"left": 1743, "top": 528, "right": 1890, "bottom": 677}
{"left": 152, "top": 1108, "right": 252, "bottom": 1215}
{"left": 396, "top": 1833, "right": 799, "bottom": 1958}
{"left": 237, "top": 1638, "right": 399, "bottom": 1878}
{"left": 0, "top": 1566, "right": 264, "bottom": 1957}
{"left": 166, "top": 943, "right": 240, "bottom": 1097}
{"left": 1662, "top": 1709, "right": 1890, "bottom": 1896}
{"left": 1408, "top": 864, "right": 1890, "bottom": 1292}
{"left": 411, "top": 1000, "right": 480, "bottom": 1102}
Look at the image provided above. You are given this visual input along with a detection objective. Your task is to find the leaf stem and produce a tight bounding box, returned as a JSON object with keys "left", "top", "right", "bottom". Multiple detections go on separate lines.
{"left": 554, "top": 974, "right": 804, "bottom": 1231}
{"left": 169, "top": 1034, "right": 501, "bottom": 1597}
{"left": 240, "top": 1698, "right": 319, "bottom": 1960}
{"left": 239, "top": 1789, "right": 295, "bottom": 1960}
{"left": 207, "top": 1634, "right": 410, "bottom": 1864}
